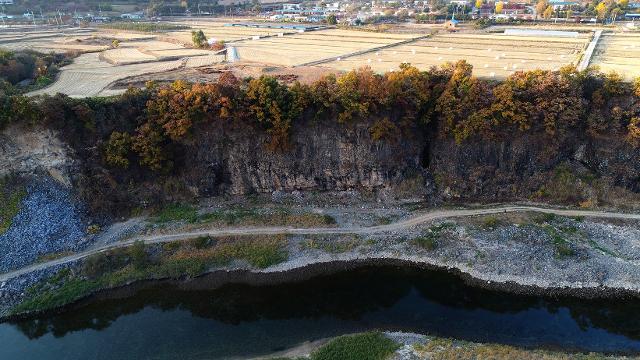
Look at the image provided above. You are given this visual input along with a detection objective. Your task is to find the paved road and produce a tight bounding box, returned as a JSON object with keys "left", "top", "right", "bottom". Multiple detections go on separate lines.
{"left": 2, "top": 205, "right": 639, "bottom": 283}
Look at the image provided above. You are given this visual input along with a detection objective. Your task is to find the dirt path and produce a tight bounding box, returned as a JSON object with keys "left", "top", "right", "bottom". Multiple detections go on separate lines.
{"left": 1, "top": 205, "right": 639, "bottom": 283}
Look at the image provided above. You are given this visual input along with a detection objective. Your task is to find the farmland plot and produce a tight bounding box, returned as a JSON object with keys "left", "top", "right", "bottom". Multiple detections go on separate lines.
{"left": 324, "top": 32, "right": 590, "bottom": 79}
{"left": 591, "top": 33, "right": 640, "bottom": 80}
{"left": 233, "top": 29, "right": 418, "bottom": 66}
{"left": 28, "top": 53, "right": 184, "bottom": 98}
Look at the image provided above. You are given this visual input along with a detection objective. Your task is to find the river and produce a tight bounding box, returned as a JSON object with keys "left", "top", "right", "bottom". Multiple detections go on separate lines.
{"left": 2, "top": 264, "right": 640, "bottom": 359}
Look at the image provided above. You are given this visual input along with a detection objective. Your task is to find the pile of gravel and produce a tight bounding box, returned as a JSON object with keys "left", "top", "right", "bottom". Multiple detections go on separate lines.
{"left": 0, "top": 177, "right": 88, "bottom": 272}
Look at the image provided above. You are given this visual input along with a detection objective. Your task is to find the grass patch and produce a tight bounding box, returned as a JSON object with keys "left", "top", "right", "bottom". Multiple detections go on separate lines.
{"left": 99, "top": 22, "right": 189, "bottom": 32}
{"left": 413, "top": 223, "right": 454, "bottom": 251}
{"left": 0, "top": 178, "right": 26, "bottom": 235}
{"left": 36, "top": 251, "right": 75, "bottom": 263}
{"left": 376, "top": 216, "right": 393, "bottom": 225}
{"left": 414, "top": 235, "right": 438, "bottom": 250}
{"left": 12, "top": 235, "right": 288, "bottom": 315}
{"left": 481, "top": 216, "right": 501, "bottom": 230}
{"left": 414, "top": 337, "right": 609, "bottom": 359}
{"left": 153, "top": 203, "right": 199, "bottom": 224}
{"left": 533, "top": 213, "right": 557, "bottom": 224}
{"left": 153, "top": 204, "right": 336, "bottom": 228}
{"left": 542, "top": 225, "right": 575, "bottom": 259}
{"left": 588, "top": 239, "right": 618, "bottom": 257}
{"left": 310, "top": 332, "right": 399, "bottom": 360}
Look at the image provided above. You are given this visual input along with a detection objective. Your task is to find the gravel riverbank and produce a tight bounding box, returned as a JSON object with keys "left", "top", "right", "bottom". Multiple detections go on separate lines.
{"left": 2, "top": 206, "right": 640, "bottom": 319}
{"left": 0, "top": 177, "right": 88, "bottom": 273}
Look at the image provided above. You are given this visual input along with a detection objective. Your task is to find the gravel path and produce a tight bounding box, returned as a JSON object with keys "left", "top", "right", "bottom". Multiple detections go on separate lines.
{"left": 1, "top": 205, "right": 639, "bottom": 283}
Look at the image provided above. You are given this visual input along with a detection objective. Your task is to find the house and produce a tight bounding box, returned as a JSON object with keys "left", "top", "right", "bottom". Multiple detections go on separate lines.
{"left": 325, "top": 2, "right": 341, "bottom": 12}
{"left": 502, "top": 4, "right": 526, "bottom": 14}
{"left": 479, "top": 3, "right": 494, "bottom": 16}
{"left": 444, "top": 14, "right": 459, "bottom": 28}
{"left": 121, "top": 12, "right": 143, "bottom": 19}
{"left": 282, "top": 3, "right": 302, "bottom": 11}
{"left": 548, "top": 0, "right": 580, "bottom": 9}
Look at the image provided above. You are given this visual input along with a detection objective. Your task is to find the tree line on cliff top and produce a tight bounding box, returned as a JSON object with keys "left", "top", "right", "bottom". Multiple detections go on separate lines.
{"left": 1, "top": 61, "right": 639, "bottom": 173}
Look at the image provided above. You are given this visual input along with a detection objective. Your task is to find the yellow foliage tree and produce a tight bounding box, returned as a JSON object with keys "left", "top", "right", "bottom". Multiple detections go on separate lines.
{"left": 535, "top": 0, "right": 548, "bottom": 17}
{"left": 495, "top": 1, "right": 504, "bottom": 13}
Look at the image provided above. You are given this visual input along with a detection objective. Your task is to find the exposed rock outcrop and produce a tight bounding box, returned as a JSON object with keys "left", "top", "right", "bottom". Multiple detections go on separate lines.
{"left": 0, "top": 125, "right": 74, "bottom": 187}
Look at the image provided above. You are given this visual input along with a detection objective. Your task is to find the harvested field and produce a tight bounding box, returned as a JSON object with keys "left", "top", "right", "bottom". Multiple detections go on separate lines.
{"left": 101, "top": 48, "right": 157, "bottom": 65}
{"left": 101, "top": 40, "right": 212, "bottom": 64}
{"left": 323, "top": 32, "right": 590, "bottom": 79}
{"left": 28, "top": 53, "right": 184, "bottom": 97}
{"left": 591, "top": 33, "right": 640, "bottom": 80}
{"left": 163, "top": 23, "right": 298, "bottom": 44}
{"left": 0, "top": 29, "right": 110, "bottom": 53}
{"left": 233, "top": 28, "right": 419, "bottom": 66}
{"left": 185, "top": 54, "right": 226, "bottom": 68}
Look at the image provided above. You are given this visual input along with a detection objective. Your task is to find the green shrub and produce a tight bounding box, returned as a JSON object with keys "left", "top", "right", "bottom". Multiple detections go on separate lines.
{"left": 414, "top": 235, "right": 438, "bottom": 250}
{"left": 190, "top": 236, "right": 213, "bottom": 249}
{"left": 482, "top": 216, "right": 500, "bottom": 229}
{"left": 153, "top": 203, "right": 198, "bottom": 223}
{"left": 310, "top": 332, "right": 399, "bottom": 360}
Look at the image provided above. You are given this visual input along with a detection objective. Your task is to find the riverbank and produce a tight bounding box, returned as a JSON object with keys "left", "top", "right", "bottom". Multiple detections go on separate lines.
{"left": 260, "top": 331, "right": 635, "bottom": 360}
{"left": 2, "top": 208, "right": 640, "bottom": 320}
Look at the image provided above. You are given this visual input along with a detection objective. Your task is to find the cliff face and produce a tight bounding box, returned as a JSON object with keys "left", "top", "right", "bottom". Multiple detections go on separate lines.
{"left": 428, "top": 134, "right": 640, "bottom": 205}
{"left": 181, "top": 121, "right": 430, "bottom": 197}
{"left": 0, "top": 125, "right": 74, "bottom": 186}
{"left": 3, "top": 122, "right": 639, "bottom": 214}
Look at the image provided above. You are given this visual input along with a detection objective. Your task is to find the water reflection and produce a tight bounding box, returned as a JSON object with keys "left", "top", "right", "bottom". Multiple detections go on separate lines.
{"left": 5, "top": 265, "right": 640, "bottom": 357}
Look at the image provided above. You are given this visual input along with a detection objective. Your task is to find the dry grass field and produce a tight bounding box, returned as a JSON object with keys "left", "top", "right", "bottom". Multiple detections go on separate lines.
{"left": 233, "top": 29, "right": 418, "bottom": 66}
{"left": 101, "top": 40, "right": 212, "bottom": 64}
{"left": 163, "top": 23, "right": 298, "bottom": 44}
{"left": 591, "top": 33, "right": 640, "bottom": 80}
{"left": 323, "top": 32, "right": 590, "bottom": 78}
{"left": 0, "top": 29, "right": 110, "bottom": 53}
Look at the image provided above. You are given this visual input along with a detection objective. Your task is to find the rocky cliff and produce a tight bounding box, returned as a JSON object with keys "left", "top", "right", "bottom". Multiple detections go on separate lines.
{"left": 3, "top": 120, "right": 640, "bottom": 217}
{"left": 181, "top": 121, "right": 430, "bottom": 197}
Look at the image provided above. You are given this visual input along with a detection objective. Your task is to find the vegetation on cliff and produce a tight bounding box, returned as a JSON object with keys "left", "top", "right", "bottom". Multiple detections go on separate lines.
{"left": 0, "top": 177, "right": 26, "bottom": 235}
{"left": 1, "top": 60, "right": 639, "bottom": 215}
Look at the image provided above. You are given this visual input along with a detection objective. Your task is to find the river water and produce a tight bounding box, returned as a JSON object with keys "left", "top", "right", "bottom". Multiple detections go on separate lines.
{"left": 2, "top": 265, "right": 640, "bottom": 359}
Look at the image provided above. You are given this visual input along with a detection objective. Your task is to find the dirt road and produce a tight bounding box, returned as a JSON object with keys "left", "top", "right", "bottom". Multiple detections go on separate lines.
{"left": 2, "top": 205, "right": 639, "bottom": 283}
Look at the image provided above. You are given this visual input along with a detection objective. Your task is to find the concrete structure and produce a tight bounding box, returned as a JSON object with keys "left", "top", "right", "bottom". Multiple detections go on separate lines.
{"left": 578, "top": 30, "right": 601, "bottom": 71}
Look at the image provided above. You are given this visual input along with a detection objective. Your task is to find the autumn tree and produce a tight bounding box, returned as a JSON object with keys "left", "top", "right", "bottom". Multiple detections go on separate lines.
{"left": 633, "top": 77, "right": 640, "bottom": 97}
{"left": 334, "top": 67, "right": 386, "bottom": 123}
{"left": 246, "top": 76, "right": 300, "bottom": 151}
{"left": 535, "top": 0, "right": 548, "bottom": 18}
{"left": 104, "top": 131, "right": 132, "bottom": 168}
{"left": 543, "top": 5, "right": 554, "bottom": 19}
{"left": 370, "top": 118, "right": 400, "bottom": 142}
{"left": 191, "top": 30, "right": 208, "bottom": 49}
